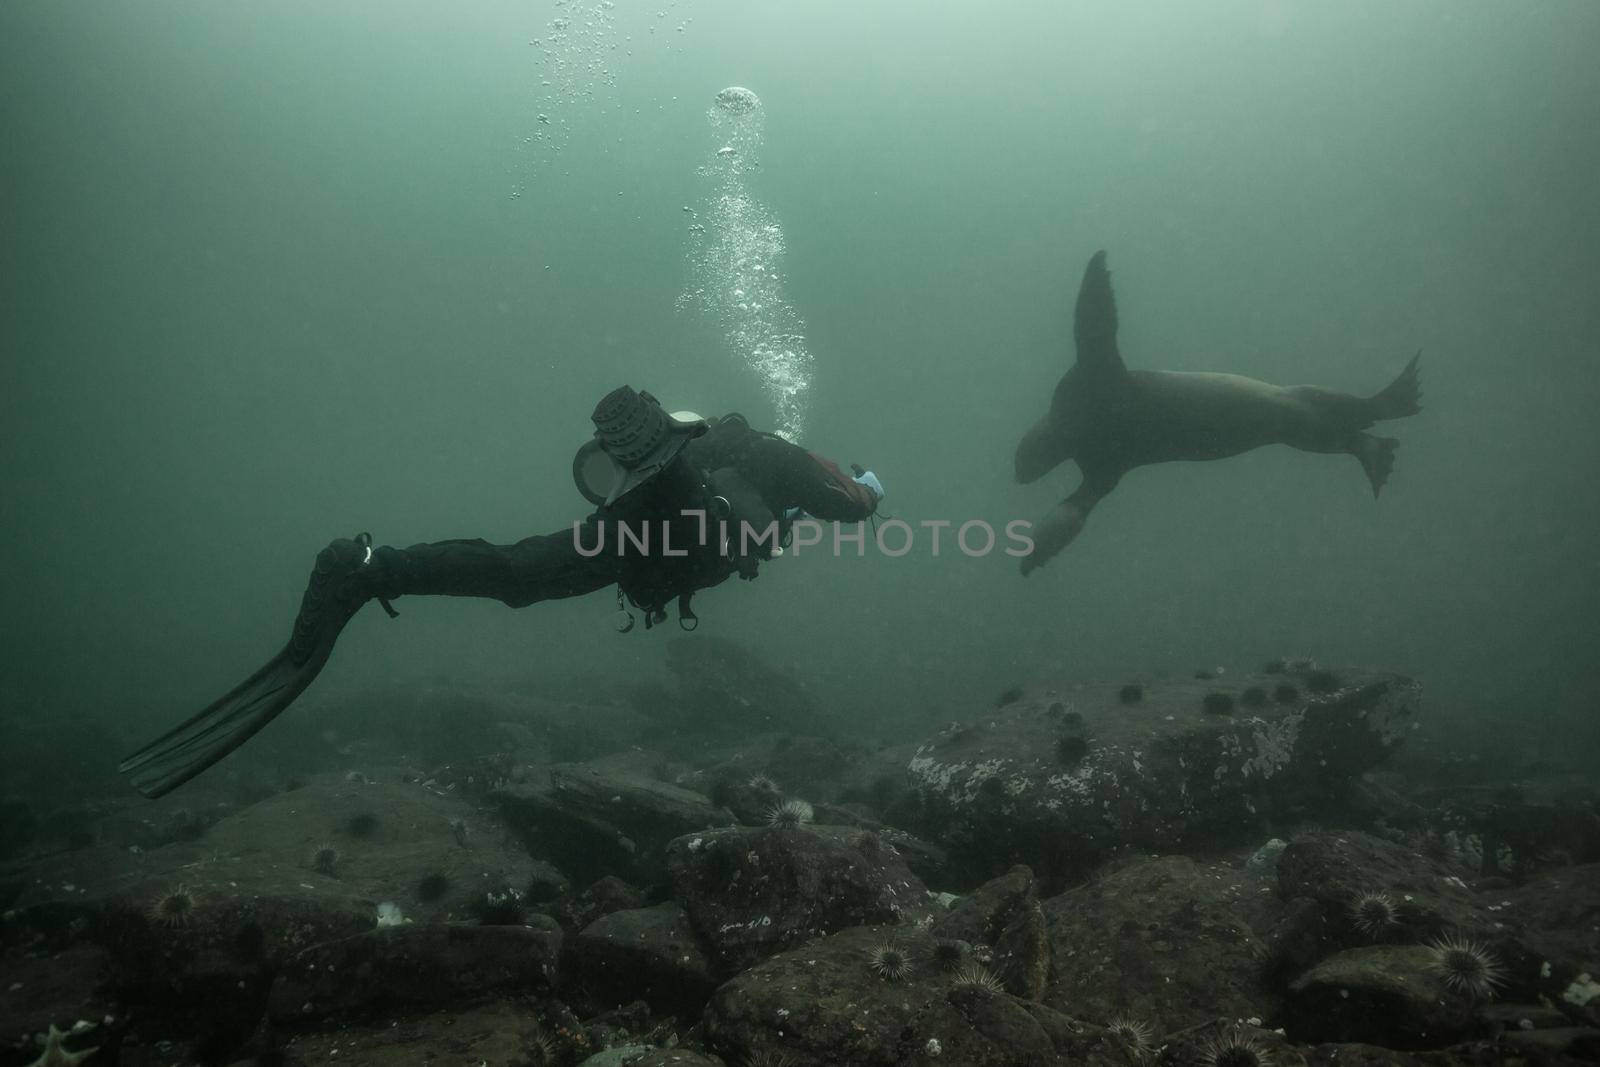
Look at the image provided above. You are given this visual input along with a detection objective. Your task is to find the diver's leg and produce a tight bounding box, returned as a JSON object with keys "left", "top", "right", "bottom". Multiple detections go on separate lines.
{"left": 122, "top": 527, "right": 617, "bottom": 798}
{"left": 290, "top": 526, "right": 617, "bottom": 663}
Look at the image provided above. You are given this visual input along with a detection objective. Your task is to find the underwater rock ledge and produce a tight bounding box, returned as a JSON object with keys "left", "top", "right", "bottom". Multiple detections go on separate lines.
{"left": 898, "top": 664, "right": 1420, "bottom": 883}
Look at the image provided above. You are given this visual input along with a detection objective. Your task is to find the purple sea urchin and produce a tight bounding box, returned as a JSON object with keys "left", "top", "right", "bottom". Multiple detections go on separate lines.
{"left": 765, "top": 798, "right": 813, "bottom": 828}
{"left": 868, "top": 943, "right": 911, "bottom": 982}
{"left": 1201, "top": 1027, "right": 1272, "bottom": 1067}
{"left": 1350, "top": 890, "right": 1398, "bottom": 939}
{"left": 1427, "top": 935, "right": 1505, "bottom": 999}
{"left": 149, "top": 885, "right": 195, "bottom": 928}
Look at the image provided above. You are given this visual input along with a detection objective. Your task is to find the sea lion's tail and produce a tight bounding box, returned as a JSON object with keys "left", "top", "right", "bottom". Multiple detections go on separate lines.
{"left": 1355, "top": 434, "right": 1399, "bottom": 497}
{"left": 1371, "top": 351, "right": 1422, "bottom": 421}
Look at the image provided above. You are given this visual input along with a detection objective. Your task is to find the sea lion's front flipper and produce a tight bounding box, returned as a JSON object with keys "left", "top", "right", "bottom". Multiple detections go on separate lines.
{"left": 1015, "top": 409, "right": 1073, "bottom": 484}
{"left": 1019, "top": 464, "right": 1123, "bottom": 575}
{"left": 1073, "top": 250, "right": 1126, "bottom": 379}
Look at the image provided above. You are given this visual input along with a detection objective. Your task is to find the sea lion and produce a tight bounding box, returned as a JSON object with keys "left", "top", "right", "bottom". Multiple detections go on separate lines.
{"left": 1016, "top": 251, "right": 1421, "bottom": 575}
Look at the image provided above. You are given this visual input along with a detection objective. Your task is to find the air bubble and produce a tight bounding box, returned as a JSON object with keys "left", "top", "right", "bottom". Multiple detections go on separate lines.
{"left": 681, "top": 87, "right": 812, "bottom": 441}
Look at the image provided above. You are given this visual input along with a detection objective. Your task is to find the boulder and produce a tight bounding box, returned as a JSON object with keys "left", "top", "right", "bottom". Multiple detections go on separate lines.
{"left": 273, "top": 997, "right": 587, "bottom": 1066}
{"left": 1286, "top": 945, "right": 1483, "bottom": 1049}
{"left": 0, "top": 946, "right": 119, "bottom": 1063}
{"left": 1501, "top": 863, "right": 1600, "bottom": 1025}
{"left": 267, "top": 920, "right": 561, "bottom": 1024}
{"left": 933, "top": 865, "right": 1051, "bottom": 999}
{"left": 703, "top": 923, "right": 1096, "bottom": 1067}
{"left": 667, "top": 824, "right": 933, "bottom": 975}
{"left": 575, "top": 903, "right": 717, "bottom": 1017}
{"left": 1270, "top": 829, "right": 1491, "bottom": 976}
{"left": 495, "top": 764, "right": 734, "bottom": 885}
{"left": 900, "top": 666, "right": 1419, "bottom": 882}
{"left": 1041, "top": 855, "right": 1275, "bottom": 1032}
{"left": 545, "top": 874, "right": 648, "bottom": 936}
{"left": 1277, "top": 837, "right": 1600, "bottom": 1014}
{"left": 1159, "top": 1020, "right": 1307, "bottom": 1066}
{"left": 0, "top": 772, "right": 558, "bottom": 1046}
{"left": 578, "top": 1047, "right": 727, "bottom": 1067}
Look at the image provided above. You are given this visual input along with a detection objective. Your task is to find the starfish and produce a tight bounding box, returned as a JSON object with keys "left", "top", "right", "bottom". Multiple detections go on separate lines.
{"left": 27, "top": 1024, "right": 97, "bottom": 1067}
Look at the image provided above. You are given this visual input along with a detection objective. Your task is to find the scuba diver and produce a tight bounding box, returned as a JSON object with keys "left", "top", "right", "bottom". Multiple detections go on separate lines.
{"left": 120, "top": 386, "right": 884, "bottom": 799}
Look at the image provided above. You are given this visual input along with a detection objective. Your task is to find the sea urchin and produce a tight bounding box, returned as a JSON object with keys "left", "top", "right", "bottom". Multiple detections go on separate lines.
{"left": 930, "top": 938, "right": 967, "bottom": 969}
{"left": 311, "top": 843, "right": 341, "bottom": 876}
{"left": 867, "top": 943, "right": 911, "bottom": 982}
{"left": 1106, "top": 1015, "right": 1155, "bottom": 1057}
{"left": 1427, "top": 935, "right": 1505, "bottom": 1000}
{"left": 1201, "top": 1027, "right": 1272, "bottom": 1067}
{"left": 765, "top": 798, "right": 813, "bottom": 829}
{"left": 951, "top": 962, "right": 1005, "bottom": 994}
{"left": 149, "top": 885, "right": 195, "bottom": 928}
{"left": 1350, "top": 890, "right": 1399, "bottom": 939}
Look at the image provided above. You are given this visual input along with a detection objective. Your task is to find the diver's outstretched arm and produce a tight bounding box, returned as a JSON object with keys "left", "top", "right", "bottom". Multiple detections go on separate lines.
{"left": 1019, "top": 465, "right": 1122, "bottom": 576}
{"left": 119, "top": 527, "right": 617, "bottom": 798}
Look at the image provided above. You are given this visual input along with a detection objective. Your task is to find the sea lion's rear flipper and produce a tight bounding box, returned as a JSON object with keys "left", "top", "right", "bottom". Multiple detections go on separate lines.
{"left": 1355, "top": 434, "right": 1399, "bottom": 497}
{"left": 1370, "top": 350, "right": 1422, "bottom": 421}
{"left": 1073, "top": 250, "right": 1126, "bottom": 378}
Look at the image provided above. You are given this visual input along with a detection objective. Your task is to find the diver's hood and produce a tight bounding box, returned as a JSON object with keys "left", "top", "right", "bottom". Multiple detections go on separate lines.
{"left": 574, "top": 386, "right": 708, "bottom": 507}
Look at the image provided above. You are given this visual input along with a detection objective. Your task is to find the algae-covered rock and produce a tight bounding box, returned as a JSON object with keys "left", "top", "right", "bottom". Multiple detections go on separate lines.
{"left": 1286, "top": 944, "right": 1480, "bottom": 1049}
{"left": 575, "top": 902, "right": 717, "bottom": 1017}
{"left": 933, "top": 865, "right": 1052, "bottom": 1000}
{"left": 667, "top": 823, "right": 933, "bottom": 976}
{"left": 1041, "top": 855, "right": 1274, "bottom": 1032}
{"left": 901, "top": 665, "right": 1419, "bottom": 881}
{"left": 267, "top": 920, "right": 561, "bottom": 1024}
{"left": 495, "top": 763, "right": 735, "bottom": 885}
{"left": 1273, "top": 828, "right": 1490, "bottom": 967}
{"left": 1501, "top": 863, "right": 1600, "bottom": 1026}
{"left": 703, "top": 923, "right": 1093, "bottom": 1067}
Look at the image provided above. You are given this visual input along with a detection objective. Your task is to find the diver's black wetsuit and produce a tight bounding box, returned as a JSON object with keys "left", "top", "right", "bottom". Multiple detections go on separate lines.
{"left": 357, "top": 413, "right": 876, "bottom": 612}
{"left": 120, "top": 414, "right": 878, "bottom": 798}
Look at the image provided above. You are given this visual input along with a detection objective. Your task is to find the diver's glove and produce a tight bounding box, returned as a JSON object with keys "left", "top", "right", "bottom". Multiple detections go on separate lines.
{"left": 851, "top": 469, "right": 885, "bottom": 502}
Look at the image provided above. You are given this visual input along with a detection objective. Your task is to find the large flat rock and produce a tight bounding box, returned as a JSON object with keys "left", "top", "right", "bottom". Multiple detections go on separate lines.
{"left": 901, "top": 665, "right": 1419, "bottom": 881}
{"left": 267, "top": 920, "right": 561, "bottom": 1024}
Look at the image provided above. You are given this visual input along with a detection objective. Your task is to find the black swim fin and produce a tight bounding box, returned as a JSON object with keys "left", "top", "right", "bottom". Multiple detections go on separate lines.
{"left": 120, "top": 534, "right": 388, "bottom": 799}
{"left": 118, "top": 642, "right": 330, "bottom": 799}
